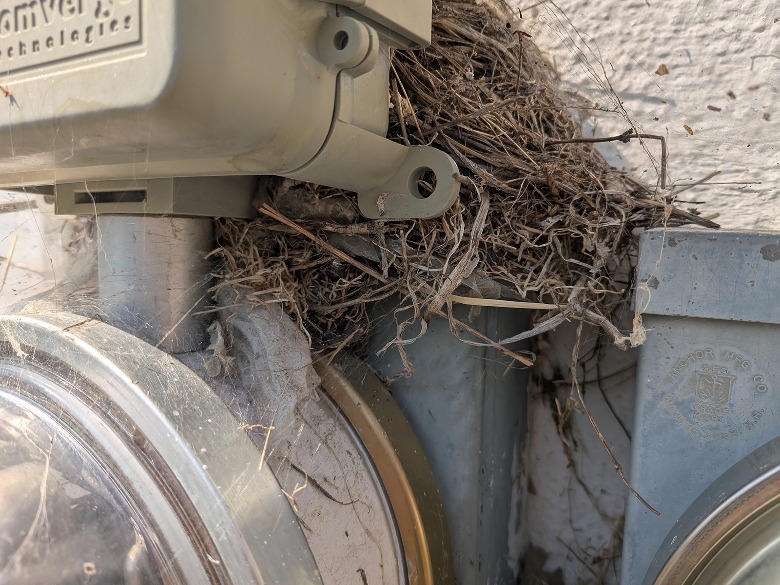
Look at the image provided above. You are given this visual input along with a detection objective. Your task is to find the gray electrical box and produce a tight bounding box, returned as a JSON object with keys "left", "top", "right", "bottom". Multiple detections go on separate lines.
{"left": 366, "top": 304, "right": 530, "bottom": 585}
{"left": 0, "top": 0, "right": 458, "bottom": 219}
{"left": 623, "top": 228, "right": 780, "bottom": 584}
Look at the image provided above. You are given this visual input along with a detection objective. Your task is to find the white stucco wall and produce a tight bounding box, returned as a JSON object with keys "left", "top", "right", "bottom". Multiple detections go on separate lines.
{"left": 523, "top": 0, "right": 778, "bottom": 230}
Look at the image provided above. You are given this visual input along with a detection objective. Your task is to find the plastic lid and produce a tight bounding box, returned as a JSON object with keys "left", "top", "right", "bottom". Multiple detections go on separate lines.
{"left": 0, "top": 366, "right": 173, "bottom": 585}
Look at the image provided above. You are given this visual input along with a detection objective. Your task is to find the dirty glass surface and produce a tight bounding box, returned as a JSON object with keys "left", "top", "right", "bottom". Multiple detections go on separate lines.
{"left": 0, "top": 363, "right": 172, "bottom": 585}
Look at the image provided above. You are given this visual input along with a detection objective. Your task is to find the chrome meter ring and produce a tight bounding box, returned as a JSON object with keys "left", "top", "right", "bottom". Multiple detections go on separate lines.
{"left": 647, "top": 436, "right": 780, "bottom": 585}
{"left": 0, "top": 312, "right": 322, "bottom": 585}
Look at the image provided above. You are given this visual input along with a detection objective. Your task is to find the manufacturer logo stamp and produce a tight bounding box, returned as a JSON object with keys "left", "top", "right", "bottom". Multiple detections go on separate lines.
{"left": 0, "top": 0, "right": 141, "bottom": 75}
{"left": 692, "top": 365, "right": 735, "bottom": 423}
{"left": 661, "top": 347, "right": 771, "bottom": 440}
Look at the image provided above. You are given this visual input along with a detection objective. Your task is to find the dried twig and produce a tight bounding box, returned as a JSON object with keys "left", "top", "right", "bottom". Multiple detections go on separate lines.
{"left": 0, "top": 233, "right": 18, "bottom": 297}
{"left": 441, "top": 308, "right": 535, "bottom": 366}
{"left": 547, "top": 129, "right": 669, "bottom": 189}
{"left": 258, "top": 204, "right": 388, "bottom": 284}
{"left": 448, "top": 294, "right": 563, "bottom": 311}
{"left": 571, "top": 321, "right": 660, "bottom": 515}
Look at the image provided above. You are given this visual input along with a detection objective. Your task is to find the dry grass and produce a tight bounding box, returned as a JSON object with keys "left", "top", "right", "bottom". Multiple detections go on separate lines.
{"left": 214, "top": 0, "right": 716, "bottom": 367}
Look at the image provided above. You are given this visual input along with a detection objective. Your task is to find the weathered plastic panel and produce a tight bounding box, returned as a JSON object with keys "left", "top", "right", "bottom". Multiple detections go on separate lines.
{"left": 0, "top": 0, "right": 335, "bottom": 186}
{"left": 623, "top": 228, "right": 780, "bottom": 584}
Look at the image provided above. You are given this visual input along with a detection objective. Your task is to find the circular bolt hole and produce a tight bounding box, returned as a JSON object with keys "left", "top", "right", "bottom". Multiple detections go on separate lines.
{"left": 334, "top": 31, "right": 349, "bottom": 51}
{"left": 410, "top": 167, "right": 437, "bottom": 199}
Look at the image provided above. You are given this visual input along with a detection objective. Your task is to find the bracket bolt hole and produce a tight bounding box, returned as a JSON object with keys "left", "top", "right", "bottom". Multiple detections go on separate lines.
{"left": 410, "top": 167, "right": 438, "bottom": 199}
{"left": 334, "top": 31, "right": 350, "bottom": 51}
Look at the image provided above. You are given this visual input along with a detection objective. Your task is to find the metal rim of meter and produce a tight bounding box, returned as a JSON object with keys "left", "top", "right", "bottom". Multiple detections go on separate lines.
{"left": 0, "top": 312, "right": 322, "bottom": 585}
{"left": 315, "top": 354, "right": 455, "bottom": 584}
{"left": 647, "top": 436, "right": 780, "bottom": 585}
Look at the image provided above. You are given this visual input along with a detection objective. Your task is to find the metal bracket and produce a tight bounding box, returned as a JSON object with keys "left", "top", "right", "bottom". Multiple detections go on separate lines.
{"left": 286, "top": 15, "right": 459, "bottom": 220}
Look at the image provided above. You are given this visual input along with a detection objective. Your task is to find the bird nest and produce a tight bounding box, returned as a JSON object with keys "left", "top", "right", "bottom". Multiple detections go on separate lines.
{"left": 214, "top": 0, "right": 716, "bottom": 368}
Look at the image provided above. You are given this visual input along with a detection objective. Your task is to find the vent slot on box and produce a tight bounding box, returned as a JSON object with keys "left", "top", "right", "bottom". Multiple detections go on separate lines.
{"left": 73, "top": 190, "right": 147, "bottom": 205}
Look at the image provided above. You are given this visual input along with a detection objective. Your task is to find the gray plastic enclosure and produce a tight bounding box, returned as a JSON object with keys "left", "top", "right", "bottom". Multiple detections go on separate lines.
{"left": 367, "top": 303, "right": 530, "bottom": 585}
{"left": 0, "top": 0, "right": 459, "bottom": 219}
{"left": 623, "top": 228, "right": 780, "bottom": 585}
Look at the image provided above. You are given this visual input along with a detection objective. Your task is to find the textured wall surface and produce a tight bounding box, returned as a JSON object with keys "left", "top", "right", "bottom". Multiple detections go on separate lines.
{"left": 523, "top": 0, "right": 778, "bottom": 229}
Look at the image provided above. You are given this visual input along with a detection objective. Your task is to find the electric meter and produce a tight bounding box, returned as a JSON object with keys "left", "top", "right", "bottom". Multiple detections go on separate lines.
{"left": 0, "top": 0, "right": 459, "bottom": 220}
